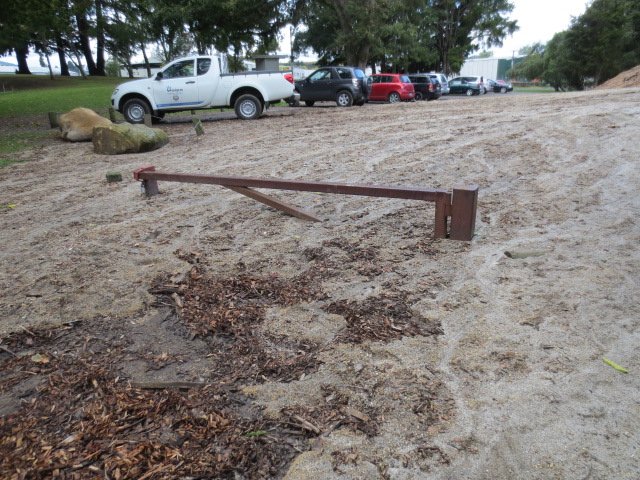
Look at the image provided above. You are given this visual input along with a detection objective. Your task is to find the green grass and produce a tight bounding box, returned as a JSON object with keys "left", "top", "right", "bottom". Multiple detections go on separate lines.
{"left": 0, "top": 75, "right": 124, "bottom": 167}
{"left": 0, "top": 131, "right": 51, "bottom": 167}
{"left": 0, "top": 75, "right": 122, "bottom": 118}
{"left": 513, "top": 86, "right": 556, "bottom": 94}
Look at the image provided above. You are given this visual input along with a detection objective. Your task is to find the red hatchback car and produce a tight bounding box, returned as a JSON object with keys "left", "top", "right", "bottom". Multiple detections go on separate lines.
{"left": 369, "top": 74, "right": 415, "bottom": 103}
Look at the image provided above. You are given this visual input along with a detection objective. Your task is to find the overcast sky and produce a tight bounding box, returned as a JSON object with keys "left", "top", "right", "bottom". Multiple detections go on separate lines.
{"left": 490, "top": 0, "right": 589, "bottom": 57}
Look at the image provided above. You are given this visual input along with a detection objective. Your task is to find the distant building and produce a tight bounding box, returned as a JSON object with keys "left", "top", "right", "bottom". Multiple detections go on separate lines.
{"left": 459, "top": 57, "right": 524, "bottom": 80}
{"left": 119, "top": 59, "right": 163, "bottom": 78}
{"left": 251, "top": 54, "right": 288, "bottom": 72}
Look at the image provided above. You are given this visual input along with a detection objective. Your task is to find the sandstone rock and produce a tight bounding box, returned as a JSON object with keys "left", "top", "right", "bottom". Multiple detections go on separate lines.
{"left": 59, "top": 108, "right": 112, "bottom": 142}
{"left": 92, "top": 123, "right": 169, "bottom": 155}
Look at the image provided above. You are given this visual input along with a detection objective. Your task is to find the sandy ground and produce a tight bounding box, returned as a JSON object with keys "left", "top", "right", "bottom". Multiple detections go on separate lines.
{"left": 1, "top": 88, "right": 639, "bottom": 479}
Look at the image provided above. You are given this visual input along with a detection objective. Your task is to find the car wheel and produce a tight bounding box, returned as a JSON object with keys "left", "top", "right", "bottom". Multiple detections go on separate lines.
{"left": 305, "top": 100, "right": 315, "bottom": 107}
{"left": 501, "top": 87, "right": 507, "bottom": 93}
{"left": 336, "top": 90, "right": 353, "bottom": 107}
{"left": 466, "top": 89, "right": 474, "bottom": 96}
{"left": 415, "top": 92, "right": 423, "bottom": 101}
{"left": 388, "top": 92, "right": 401, "bottom": 103}
{"left": 123, "top": 98, "right": 151, "bottom": 124}
{"left": 234, "top": 94, "right": 262, "bottom": 120}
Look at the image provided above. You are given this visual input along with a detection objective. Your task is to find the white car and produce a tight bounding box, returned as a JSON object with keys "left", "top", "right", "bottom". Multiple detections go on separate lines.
{"left": 429, "top": 72, "right": 450, "bottom": 95}
{"left": 111, "top": 55, "right": 297, "bottom": 122}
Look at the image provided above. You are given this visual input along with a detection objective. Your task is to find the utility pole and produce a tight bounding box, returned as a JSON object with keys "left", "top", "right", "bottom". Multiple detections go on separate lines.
{"left": 289, "top": 25, "right": 296, "bottom": 76}
{"left": 511, "top": 51, "right": 515, "bottom": 79}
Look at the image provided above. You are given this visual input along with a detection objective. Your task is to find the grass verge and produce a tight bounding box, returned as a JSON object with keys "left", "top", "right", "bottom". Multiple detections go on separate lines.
{"left": 0, "top": 76, "right": 121, "bottom": 118}
{"left": 0, "top": 75, "right": 122, "bottom": 167}
{"left": 0, "top": 131, "right": 51, "bottom": 168}
{"left": 513, "top": 86, "right": 556, "bottom": 93}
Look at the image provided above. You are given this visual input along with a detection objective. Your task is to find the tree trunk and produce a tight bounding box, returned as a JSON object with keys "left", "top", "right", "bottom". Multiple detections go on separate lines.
{"left": 76, "top": 13, "right": 98, "bottom": 75}
{"left": 15, "top": 45, "right": 31, "bottom": 74}
{"left": 55, "top": 35, "right": 70, "bottom": 76}
{"left": 94, "top": 0, "right": 106, "bottom": 75}
{"left": 45, "top": 54, "right": 54, "bottom": 80}
{"left": 141, "top": 45, "right": 151, "bottom": 78}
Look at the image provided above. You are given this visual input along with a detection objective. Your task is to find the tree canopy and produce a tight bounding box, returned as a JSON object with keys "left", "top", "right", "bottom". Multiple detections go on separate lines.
{"left": 6, "top": 0, "right": 637, "bottom": 87}
{"left": 293, "top": 0, "right": 517, "bottom": 73}
{"left": 509, "top": 0, "right": 640, "bottom": 90}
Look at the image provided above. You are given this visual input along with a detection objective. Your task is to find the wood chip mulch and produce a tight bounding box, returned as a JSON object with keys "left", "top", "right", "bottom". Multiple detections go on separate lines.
{"left": 325, "top": 291, "right": 443, "bottom": 343}
{"left": 1, "top": 251, "right": 448, "bottom": 479}
{"left": 0, "top": 338, "right": 298, "bottom": 479}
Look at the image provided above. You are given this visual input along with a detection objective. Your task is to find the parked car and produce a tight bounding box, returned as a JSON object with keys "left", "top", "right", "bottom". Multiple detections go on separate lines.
{"left": 492, "top": 79, "right": 513, "bottom": 93}
{"left": 448, "top": 77, "right": 482, "bottom": 96}
{"left": 369, "top": 74, "right": 415, "bottom": 103}
{"left": 294, "top": 66, "right": 369, "bottom": 107}
{"left": 429, "top": 73, "right": 449, "bottom": 95}
{"left": 111, "top": 55, "right": 296, "bottom": 122}
{"left": 458, "top": 75, "right": 487, "bottom": 94}
{"left": 408, "top": 74, "right": 441, "bottom": 100}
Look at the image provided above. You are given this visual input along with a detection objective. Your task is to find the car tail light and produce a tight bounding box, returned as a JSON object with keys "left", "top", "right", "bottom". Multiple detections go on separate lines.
{"left": 284, "top": 73, "right": 294, "bottom": 84}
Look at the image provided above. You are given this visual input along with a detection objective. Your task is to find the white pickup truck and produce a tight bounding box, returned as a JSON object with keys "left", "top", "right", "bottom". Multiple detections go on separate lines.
{"left": 110, "top": 55, "right": 296, "bottom": 122}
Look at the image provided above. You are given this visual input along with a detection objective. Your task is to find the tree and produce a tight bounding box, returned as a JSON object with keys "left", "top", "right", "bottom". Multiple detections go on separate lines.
{"left": 293, "top": 0, "right": 385, "bottom": 68}
{"left": 507, "top": 43, "right": 544, "bottom": 81}
{"left": 538, "top": 0, "right": 640, "bottom": 90}
{"left": 430, "top": 0, "right": 518, "bottom": 74}
{"left": 293, "top": 0, "right": 516, "bottom": 72}
{"left": 0, "top": 0, "right": 53, "bottom": 74}
{"left": 564, "top": 0, "right": 640, "bottom": 86}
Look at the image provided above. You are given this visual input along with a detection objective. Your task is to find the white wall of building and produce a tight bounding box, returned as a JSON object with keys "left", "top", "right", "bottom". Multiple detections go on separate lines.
{"left": 460, "top": 58, "right": 499, "bottom": 79}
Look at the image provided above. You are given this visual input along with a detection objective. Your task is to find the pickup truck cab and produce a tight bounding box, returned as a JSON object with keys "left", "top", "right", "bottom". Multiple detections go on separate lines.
{"left": 111, "top": 55, "right": 296, "bottom": 122}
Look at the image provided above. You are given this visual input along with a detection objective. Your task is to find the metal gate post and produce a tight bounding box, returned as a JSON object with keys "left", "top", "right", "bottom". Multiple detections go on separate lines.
{"left": 133, "top": 165, "right": 159, "bottom": 196}
{"left": 433, "top": 196, "right": 450, "bottom": 239}
{"left": 449, "top": 185, "right": 478, "bottom": 241}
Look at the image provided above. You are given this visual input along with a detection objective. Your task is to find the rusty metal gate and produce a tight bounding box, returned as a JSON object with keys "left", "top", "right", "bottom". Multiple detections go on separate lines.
{"left": 133, "top": 165, "right": 478, "bottom": 241}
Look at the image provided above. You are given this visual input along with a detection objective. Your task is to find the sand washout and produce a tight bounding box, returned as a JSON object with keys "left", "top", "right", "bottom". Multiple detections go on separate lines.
{"left": 0, "top": 88, "right": 639, "bottom": 478}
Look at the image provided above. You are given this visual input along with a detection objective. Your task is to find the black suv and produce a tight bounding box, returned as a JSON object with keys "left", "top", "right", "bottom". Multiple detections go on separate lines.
{"left": 408, "top": 74, "right": 441, "bottom": 101}
{"left": 294, "top": 67, "right": 369, "bottom": 107}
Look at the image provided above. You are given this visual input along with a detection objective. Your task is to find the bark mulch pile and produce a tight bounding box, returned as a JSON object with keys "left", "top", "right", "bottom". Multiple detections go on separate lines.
{"left": 597, "top": 64, "right": 640, "bottom": 89}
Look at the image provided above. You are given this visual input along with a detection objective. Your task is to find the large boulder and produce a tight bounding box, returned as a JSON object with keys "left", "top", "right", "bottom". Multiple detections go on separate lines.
{"left": 92, "top": 123, "right": 169, "bottom": 154}
{"left": 59, "top": 108, "right": 112, "bottom": 142}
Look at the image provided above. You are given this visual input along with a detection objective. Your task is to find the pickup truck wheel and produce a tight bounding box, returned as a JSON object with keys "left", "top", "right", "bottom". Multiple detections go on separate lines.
{"left": 336, "top": 91, "right": 353, "bottom": 107}
{"left": 388, "top": 92, "right": 401, "bottom": 103}
{"left": 305, "top": 101, "right": 315, "bottom": 107}
{"left": 235, "top": 94, "right": 262, "bottom": 120}
{"left": 123, "top": 98, "right": 151, "bottom": 124}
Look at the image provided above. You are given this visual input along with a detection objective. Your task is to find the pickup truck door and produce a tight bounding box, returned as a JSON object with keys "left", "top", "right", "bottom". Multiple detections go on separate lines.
{"left": 301, "top": 68, "right": 333, "bottom": 101}
{"left": 152, "top": 59, "right": 203, "bottom": 109}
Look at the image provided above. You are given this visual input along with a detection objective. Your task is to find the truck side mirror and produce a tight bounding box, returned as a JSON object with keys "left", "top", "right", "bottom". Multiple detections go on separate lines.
{"left": 155, "top": 72, "right": 163, "bottom": 81}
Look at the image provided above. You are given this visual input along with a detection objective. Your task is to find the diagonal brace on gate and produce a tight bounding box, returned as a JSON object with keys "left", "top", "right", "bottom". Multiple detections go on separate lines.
{"left": 133, "top": 165, "right": 478, "bottom": 241}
